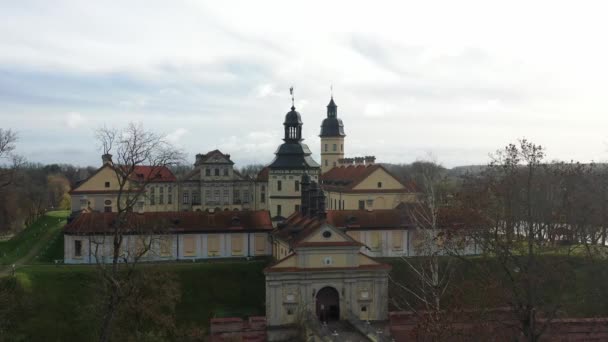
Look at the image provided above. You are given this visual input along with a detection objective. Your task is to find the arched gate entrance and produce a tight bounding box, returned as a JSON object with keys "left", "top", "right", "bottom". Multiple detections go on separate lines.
{"left": 316, "top": 286, "right": 340, "bottom": 321}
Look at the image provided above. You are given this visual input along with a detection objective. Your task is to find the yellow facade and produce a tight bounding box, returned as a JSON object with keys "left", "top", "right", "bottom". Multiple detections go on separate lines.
{"left": 320, "top": 136, "right": 345, "bottom": 173}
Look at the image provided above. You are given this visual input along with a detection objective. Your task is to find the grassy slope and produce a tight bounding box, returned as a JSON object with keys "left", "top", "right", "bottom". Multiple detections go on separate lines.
{"left": 0, "top": 211, "right": 68, "bottom": 265}
{"left": 4, "top": 260, "right": 268, "bottom": 342}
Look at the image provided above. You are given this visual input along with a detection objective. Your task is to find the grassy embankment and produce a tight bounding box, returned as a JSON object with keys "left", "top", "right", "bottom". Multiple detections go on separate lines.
{"left": 0, "top": 210, "right": 69, "bottom": 266}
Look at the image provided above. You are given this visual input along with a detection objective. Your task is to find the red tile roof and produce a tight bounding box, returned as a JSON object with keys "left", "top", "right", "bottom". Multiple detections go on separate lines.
{"left": 128, "top": 165, "right": 176, "bottom": 182}
{"left": 256, "top": 167, "right": 269, "bottom": 181}
{"left": 321, "top": 164, "right": 416, "bottom": 192}
{"left": 64, "top": 210, "right": 273, "bottom": 234}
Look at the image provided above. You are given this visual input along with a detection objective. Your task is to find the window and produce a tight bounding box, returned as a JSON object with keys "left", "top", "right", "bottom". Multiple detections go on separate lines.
{"left": 183, "top": 236, "right": 196, "bottom": 257}
{"left": 104, "top": 182, "right": 110, "bottom": 188}
{"left": 261, "top": 185, "right": 265, "bottom": 191}
{"left": 333, "top": 161, "right": 337, "bottom": 167}
{"left": 277, "top": 180, "right": 282, "bottom": 191}
{"left": 159, "top": 187, "right": 164, "bottom": 204}
{"left": 137, "top": 201, "right": 144, "bottom": 211}
{"left": 223, "top": 168, "right": 229, "bottom": 176}
{"left": 322, "top": 231, "right": 332, "bottom": 238}
{"left": 377, "top": 182, "right": 382, "bottom": 188}
{"left": 234, "top": 189, "right": 240, "bottom": 201}
{"left": 167, "top": 186, "right": 173, "bottom": 204}
{"left": 223, "top": 189, "right": 229, "bottom": 201}
{"left": 325, "top": 160, "right": 328, "bottom": 166}
{"left": 277, "top": 205, "right": 282, "bottom": 217}
{"left": 231, "top": 234, "right": 243, "bottom": 256}
{"left": 295, "top": 180, "right": 300, "bottom": 192}
{"left": 295, "top": 204, "right": 300, "bottom": 213}
{"left": 214, "top": 168, "right": 220, "bottom": 176}
{"left": 104, "top": 206, "right": 112, "bottom": 213}
{"left": 392, "top": 230, "right": 404, "bottom": 250}
{"left": 323, "top": 256, "right": 333, "bottom": 265}
{"left": 333, "top": 144, "right": 337, "bottom": 151}
{"left": 150, "top": 188, "right": 156, "bottom": 205}
{"left": 205, "top": 168, "right": 211, "bottom": 176}
{"left": 371, "top": 232, "right": 381, "bottom": 250}
{"left": 160, "top": 237, "right": 172, "bottom": 257}
{"left": 261, "top": 193, "right": 266, "bottom": 203}
{"left": 359, "top": 200, "right": 365, "bottom": 210}
{"left": 341, "top": 144, "right": 343, "bottom": 151}
{"left": 79, "top": 199, "right": 87, "bottom": 208}
{"left": 324, "top": 144, "right": 328, "bottom": 152}
{"left": 255, "top": 234, "right": 266, "bottom": 255}
{"left": 74, "top": 240, "right": 82, "bottom": 257}
{"left": 243, "top": 190, "right": 249, "bottom": 203}
{"left": 183, "top": 191, "right": 190, "bottom": 204}
{"left": 207, "top": 235, "right": 220, "bottom": 256}
{"left": 214, "top": 190, "right": 220, "bottom": 202}
{"left": 192, "top": 190, "right": 200, "bottom": 204}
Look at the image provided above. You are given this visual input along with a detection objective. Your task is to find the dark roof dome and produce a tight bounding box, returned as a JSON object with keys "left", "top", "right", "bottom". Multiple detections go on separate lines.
{"left": 320, "top": 97, "right": 345, "bottom": 137}
{"left": 284, "top": 106, "right": 302, "bottom": 125}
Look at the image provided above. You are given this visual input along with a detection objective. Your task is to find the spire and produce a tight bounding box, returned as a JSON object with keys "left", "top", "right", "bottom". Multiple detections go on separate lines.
{"left": 327, "top": 94, "right": 337, "bottom": 118}
{"left": 283, "top": 87, "right": 303, "bottom": 142}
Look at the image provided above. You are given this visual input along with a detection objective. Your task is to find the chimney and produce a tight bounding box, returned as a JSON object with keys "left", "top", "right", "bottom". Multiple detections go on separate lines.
{"left": 365, "top": 156, "right": 376, "bottom": 165}
{"left": 102, "top": 154, "right": 113, "bottom": 166}
{"left": 354, "top": 157, "right": 364, "bottom": 165}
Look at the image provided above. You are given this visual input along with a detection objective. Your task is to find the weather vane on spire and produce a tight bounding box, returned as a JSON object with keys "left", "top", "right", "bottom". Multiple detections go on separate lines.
{"left": 330, "top": 84, "right": 333, "bottom": 98}
{"left": 290, "top": 86, "right": 294, "bottom": 107}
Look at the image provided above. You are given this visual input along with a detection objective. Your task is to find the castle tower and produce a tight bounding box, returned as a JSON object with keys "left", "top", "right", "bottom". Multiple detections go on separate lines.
{"left": 319, "top": 96, "right": 346, "bottom": 173}
{"left": 267, "top": 95, "right": 320, "bottom": 221}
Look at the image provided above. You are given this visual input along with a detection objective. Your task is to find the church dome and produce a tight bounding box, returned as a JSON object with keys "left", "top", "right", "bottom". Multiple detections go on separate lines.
{"left": 319, "top": 97, "right": 345, "bottom": 137}
{"left": 284, "top": 106, "right": 303, "bottom": 125}
{"left": 320, "top": 117, "right": 345, "bottom": 137}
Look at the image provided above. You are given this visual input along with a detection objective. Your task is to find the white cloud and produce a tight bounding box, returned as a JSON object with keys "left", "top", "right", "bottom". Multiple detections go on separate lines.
{"left": 363, "top": 103, "right": 394, "bottom": 118}
{"left": 166, "top": 128, "right": 188, "bottom": 144}
{"left": 2, "top": 1, "right": 608, "bottom": 167}
{"left": 65, "top": 112, "right": 85, "bottom": 129}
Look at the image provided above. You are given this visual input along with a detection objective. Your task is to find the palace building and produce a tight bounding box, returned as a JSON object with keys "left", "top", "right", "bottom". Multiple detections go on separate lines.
{"left": 65, "top": 93, "right": 419, "bottom": 263}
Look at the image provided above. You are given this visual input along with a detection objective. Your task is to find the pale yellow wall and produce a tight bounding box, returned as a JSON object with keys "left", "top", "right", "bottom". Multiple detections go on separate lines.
{"left": 320, "top": 137, "right": 345, "bottom": 173}
{"left": 304, "top": 227, "right": 350, "bottom": 243}
{"left": 273, "top": 239, "right": 292, "bottom": 260}
{"left": 74, "top": 166, "right": 122, "bottom": 191}
{"left": 325, "top": 191, "right": 416, "bottom": 210}
{"left": 352, "top": 168, "right": 404, "bottom": 190}
{"left": 268, "top": 170, "right": 319, "bottom": 218}
{"left": 305, "top": 253, "right": 349, "bottom": 268}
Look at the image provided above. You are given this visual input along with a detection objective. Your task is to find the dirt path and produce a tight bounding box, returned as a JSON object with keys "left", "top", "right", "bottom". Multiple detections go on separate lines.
{"left": 0, "top": 224, "right": 60, "bottom": 277}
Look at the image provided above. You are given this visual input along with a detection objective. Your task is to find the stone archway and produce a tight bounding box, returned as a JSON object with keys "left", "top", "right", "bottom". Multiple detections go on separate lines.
{"left": 316, "top": 286, "right": 340, "bottom": 321}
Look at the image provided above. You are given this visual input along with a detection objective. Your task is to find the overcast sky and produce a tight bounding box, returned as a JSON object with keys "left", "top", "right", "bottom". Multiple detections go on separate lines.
{"left": 2, "top": 1, "right": 608, "bottom": 168}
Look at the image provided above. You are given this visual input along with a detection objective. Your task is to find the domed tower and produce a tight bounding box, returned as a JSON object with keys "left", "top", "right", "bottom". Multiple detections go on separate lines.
{"left": 267, "top": 98, "right": 320, "bottom": 221}
{"left": 319, "top": 96, "right": 346, "bottom": 173}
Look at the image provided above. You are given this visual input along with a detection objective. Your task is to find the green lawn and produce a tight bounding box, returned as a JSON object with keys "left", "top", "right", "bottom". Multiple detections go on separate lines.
{"left": 1, "top": 260, "right": 269, "bottom": 342}
{"left": 0, "top": 211, "right": 69, "bottom": 265}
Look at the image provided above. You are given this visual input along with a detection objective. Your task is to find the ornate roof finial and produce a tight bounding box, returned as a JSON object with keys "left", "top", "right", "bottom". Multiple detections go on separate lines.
{"left": 330, "top": 84, "right": 333, "bottom": 98}
{"left": 290, "top": 86, "right": 295, "bottom": 109}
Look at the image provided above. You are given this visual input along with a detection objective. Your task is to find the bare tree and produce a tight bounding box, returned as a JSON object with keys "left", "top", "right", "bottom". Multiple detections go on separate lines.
{"left": 0, "top": 129, "right": 20, "bottom": 189}
{"left": 93, "top": 123, "right": 184, "bottom": 342}
{"left": 461, "top": 139, "right": 586, "bottom": 341}
{"left": 390, "top": 159, "right": 460, "bottom": 339}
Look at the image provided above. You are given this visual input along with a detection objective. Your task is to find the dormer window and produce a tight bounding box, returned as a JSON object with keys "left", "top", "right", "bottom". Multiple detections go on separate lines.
{"left": 377, "top": 182, "right": 382, "bottom": 188}
{"left": 104, "top": 182, "right": 110, "bottom": 188}
{"left": 205, "top": 168, "right": 211, "bottom": 176}
{"left": 214, "top": 168, "right": 220, "bottom": 176}
{"left": 322, "top": 230, "right": 332, "bottom": 239}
